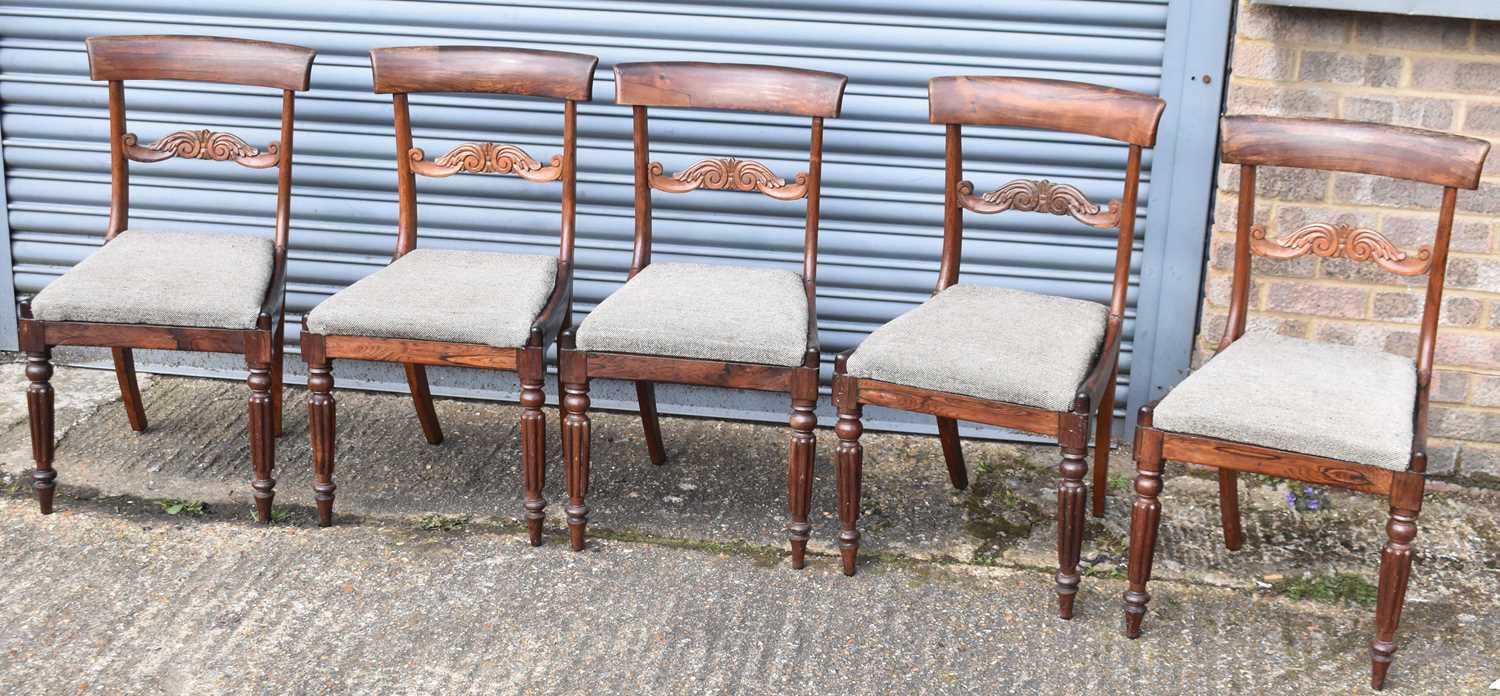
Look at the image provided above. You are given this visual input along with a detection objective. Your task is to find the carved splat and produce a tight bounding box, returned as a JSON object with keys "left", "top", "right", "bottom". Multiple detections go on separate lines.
{"left": 1251, "top": 222, "right": 1432, "bottom": 276}
{"left": 408, "top": 143, "right": 562, "bottom": 182}
{"left": 648, "top": 158, "right": 808, "bottom": 200}
{"left": 123, "top": 130, "right": 279, "bottom": 168}
{"left": 958, "top": 179, "right": 1121, "bottom": 228}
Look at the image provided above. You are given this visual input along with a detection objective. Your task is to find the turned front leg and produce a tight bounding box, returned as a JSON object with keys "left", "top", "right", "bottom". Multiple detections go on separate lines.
{"left": 1123, "top": 418, "right": 1164, "bottom": 638}
{"left": 307, "top": 360, "right": 337, "bottom": 527}
{"left": 786, "top": 369, "right": 817, "bottom": 570}
{"left": 26, "top": 350, "right": 56, "bottom": 514}
{"left": 835, "top": 401, "right": 864, "bottom": 576}
{"left": 1371, "top": 472, "right": 1423, "bottom": 691}
{"left": 1055, "top": 412, "right": 1089, "bottom": 619}
{"left": 519, "top": 349, "right": 547, "bottom": 547}
{"left": 562, "top": 378, "right": 591, "bottom": 551}
{"left": 246, "top": 362, "right": 277, "bottom": 523}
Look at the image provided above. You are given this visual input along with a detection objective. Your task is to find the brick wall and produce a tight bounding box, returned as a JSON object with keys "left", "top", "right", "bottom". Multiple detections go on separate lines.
{"left": 1199, "top": 2, "right": 1500, "bottom": 481}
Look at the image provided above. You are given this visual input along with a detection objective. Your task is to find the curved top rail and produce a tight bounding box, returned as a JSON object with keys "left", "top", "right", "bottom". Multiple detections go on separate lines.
{"left": 86, "top": 35, "right": 315, "bottom": 91}
{"left": 928, "top": 76, "right": 1165, "bottom": 146}
{"left": 614, "top": 61, "right": 846, "bottom": 117}
{"left": 371, "top": 45, "right": 598, "bottom": 100}
{"left": 1221, "top": 116, "right": 1490, "bottom": 189}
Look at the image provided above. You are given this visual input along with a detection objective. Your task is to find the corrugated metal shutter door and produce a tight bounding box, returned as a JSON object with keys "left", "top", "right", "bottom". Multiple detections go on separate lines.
{"left": 0, "top": 1, "right": 1186, "bottom": 434}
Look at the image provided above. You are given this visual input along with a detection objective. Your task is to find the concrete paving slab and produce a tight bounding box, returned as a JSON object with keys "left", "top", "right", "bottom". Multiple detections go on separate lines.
{"left": 0, "top": 364, "right": 1498, "bottom": 693}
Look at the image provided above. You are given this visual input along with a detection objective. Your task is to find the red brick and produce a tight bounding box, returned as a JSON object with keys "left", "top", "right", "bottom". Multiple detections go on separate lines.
{"left": 1311, "top": 321, "right": 1417, "bottom": 354}
{"left": 1354, "top": 14, "right": 1472, "bottom": 51}
{"left": 1444, "top": 256, "right": 1500, "bottom": 293}
{"left": 1469, "top": 374, "right": 1500, "bottom": 407}
{"left": 1264, "top": 281, "right": 1368, "bottom": 318}
{"left": 1332, "top": 173, "right": 1444, "bottom": 209}
{"left": 1226, "top": 83, "right": 1338, "bottom": 118}
{"left": 1410, "top": 58, "right": 1500, "bottom": 96}
{"left": 1460, "top": 443, "right": 1500, "bottom": 479}
{"left": 1431, "top": 370, "right": 1471, "bottom": 403}
{"left": 1341, "top": 95, "right": 1454, "bottom": 130}
{"left": 1463, "top": 102, "right": 1500, "bottom": 135}
{"left": 1237, "top": 3, "right": 1350, "bottom": 44}
{"left": 1231, "top": 43, "right": 1296, "bottom": 81}
{"left": 1299, "top": 50, "right": 1401, "bottom": 87}
{"left": 1381, "top": 215, "right": 1489, "bottom": 254}
{"left": 1377, "top": 293, "right": 1487, "bottom": 327}
{"left": 1435, "top": 331, "right": 1500, "bottom": 370}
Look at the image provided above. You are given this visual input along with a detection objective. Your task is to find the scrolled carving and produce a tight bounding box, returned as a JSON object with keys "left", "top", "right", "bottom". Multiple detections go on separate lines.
{"left": 123, "top": 130, "right": 279, "bottom": 169}
{"left": 408, "top": 143, "right": 562, "bottom": 182}
{"left": 1250, "top": 222, "right": 1432, "bottom": 276}
{"left": 649, "top": 158, "right": 808, "bottom": 200}
{"left": 958, "top": 179, "right": 1121, "bottom": 228}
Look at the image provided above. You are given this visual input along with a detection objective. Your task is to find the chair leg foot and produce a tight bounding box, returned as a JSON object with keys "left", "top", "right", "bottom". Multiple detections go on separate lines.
{"left": 26, "top": 350, "right": 56, "bottom": 515}
{"left": 308, "top": 360, "right": 336, "bottom": 528}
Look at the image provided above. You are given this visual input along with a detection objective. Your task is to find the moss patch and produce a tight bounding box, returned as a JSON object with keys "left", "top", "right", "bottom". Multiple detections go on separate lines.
{"left": 963, "top": 452, "right": 1042, "bottom": 564}
{"left": 412, "top": 513, "right": 468, "bottom": 532}
{"left": 1270, "top": 573, "right": 1378, "bottom": 608}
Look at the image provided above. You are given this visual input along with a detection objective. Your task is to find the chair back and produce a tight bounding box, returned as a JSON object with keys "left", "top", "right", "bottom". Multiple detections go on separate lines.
{"left": 927, "top": 76, "right": 1166, "bottom": 322}
{"left": 370, "top": 46, "right": 599, "bottom": 263}
{"left": 1217, "top": 115, "right": 1490, "bottom": 382}
{"left": 612, "top": 61, "right": 848, "bottom": 283}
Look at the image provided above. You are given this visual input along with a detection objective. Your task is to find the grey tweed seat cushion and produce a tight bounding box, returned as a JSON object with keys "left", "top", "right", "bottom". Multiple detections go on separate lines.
{"left": 30, "top": 229, "right": 276, "bottom": 330}
{"left": 576, "top": 262, "right": 809, "bottom": 367}
{"left": 846, "top": 284, "right": 1110, "bottom": 411}
{"left": 1153, "top": 332, "right": 1415, "bottom": 471}
{"left": 305, "top": 249, "right": 558, "bottom": 348}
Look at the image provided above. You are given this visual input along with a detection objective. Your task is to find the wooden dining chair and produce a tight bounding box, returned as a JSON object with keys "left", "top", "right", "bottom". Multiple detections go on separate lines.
{"left": 1123, "top": 116, "right": 1489, "bottom": 690}
{"left": 556, "top": 62, "right": 846, "bottom": 566}
{"left": 18, "top": 35, "right": 314, "bottom": 522}
{"left": 830, "top": 77, "right": 1165, "bottom": 618}
{"left": 299, "top": 46, "right": 596, "bottom": 544}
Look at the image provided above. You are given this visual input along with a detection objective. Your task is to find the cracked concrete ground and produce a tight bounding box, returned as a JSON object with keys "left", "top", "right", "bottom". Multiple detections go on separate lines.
{"left": 1, "top": 361, "right": 1498, "bottom": 694}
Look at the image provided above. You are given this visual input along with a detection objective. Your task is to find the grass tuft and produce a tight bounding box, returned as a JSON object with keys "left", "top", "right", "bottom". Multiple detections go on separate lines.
{"left": 158, "top": 499, "right": 207, "bottom": 517}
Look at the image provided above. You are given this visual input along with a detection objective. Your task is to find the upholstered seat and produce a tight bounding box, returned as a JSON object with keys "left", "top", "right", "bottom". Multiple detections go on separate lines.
{"left": 576, "top": 262, "right": 809, "bottom": 367}
{"left": 846, "top": 284, "right": 1109, "bottom": 411}
{"left": 30, "top": 229, "right": 276, "bottom": 330}
{"left": 1153, "top": 332, "right": 1416, "bottom": 471}
{"left": 306, "top": 249, "right": 557, "bottom": 348}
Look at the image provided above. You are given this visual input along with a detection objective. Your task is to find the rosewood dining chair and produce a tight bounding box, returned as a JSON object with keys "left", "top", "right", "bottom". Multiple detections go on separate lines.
{"left": 299, "top": 46, "right": 596, "bottom": 544}
{"left": 556, "top": 62, "right": 846, "bottom": 566}
{"left": 1123, "top": 116, "right": 1489, "bottom": 690}
{"left": 18, "top": 35, "right": 314, "bottom": 522}
{"left": 830, "top": 77, "right": 1164, "bottom": 619}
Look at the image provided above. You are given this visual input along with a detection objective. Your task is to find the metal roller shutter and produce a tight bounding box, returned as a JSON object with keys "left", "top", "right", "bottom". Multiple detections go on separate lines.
{"left": 0, "top": 0, "right": 1229, "bottom": 435}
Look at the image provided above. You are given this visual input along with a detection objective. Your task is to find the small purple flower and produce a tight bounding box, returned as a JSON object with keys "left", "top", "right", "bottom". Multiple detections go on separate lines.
{"left": 1303, "top": 486, "right": 1316, "bottom": 496}
{"left": 1286, "top": 492, "right": 1298, "bottom": 507}
{"left": 1305, "top": 499, "right": 1321, "bottom": 511}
